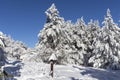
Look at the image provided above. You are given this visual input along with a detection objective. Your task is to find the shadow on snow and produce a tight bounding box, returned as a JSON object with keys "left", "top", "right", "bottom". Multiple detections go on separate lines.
{"left": 71, "top": 66, "right": 120, "bottom": 80}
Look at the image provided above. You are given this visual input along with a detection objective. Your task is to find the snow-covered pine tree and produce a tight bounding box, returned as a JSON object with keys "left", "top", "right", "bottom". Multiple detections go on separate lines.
{"left": 64, "top": 17, "right": 87, "bottom": 65}
{"left": 36, "top": 3, "right": 65, "bottom": 63}
{"left": 86, "top": 20, "right": 101, "bottom": 66}
{"left": 89, "top": 9, "right": 120, "bottom": 70}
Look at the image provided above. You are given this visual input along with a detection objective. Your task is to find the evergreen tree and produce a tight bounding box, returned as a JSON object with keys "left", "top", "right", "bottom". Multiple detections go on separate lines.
{"left": 89, "top": 9, "right": 120, "bottom": 69}
{"left": 36, "top": 4, "right": 65, "bottom": 62}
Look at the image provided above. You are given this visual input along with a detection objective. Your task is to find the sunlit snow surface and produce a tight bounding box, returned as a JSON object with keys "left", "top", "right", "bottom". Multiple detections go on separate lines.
{"left": 16, "top": 62, "right": 120, "bottom": 80}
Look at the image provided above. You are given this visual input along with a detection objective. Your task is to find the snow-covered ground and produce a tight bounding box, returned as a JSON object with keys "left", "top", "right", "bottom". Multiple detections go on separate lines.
{"left": 15, "top": 62, "right": 120, "bottom": 80}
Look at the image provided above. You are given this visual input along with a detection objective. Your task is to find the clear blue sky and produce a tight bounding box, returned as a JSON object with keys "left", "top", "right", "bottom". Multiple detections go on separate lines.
{"left": 0, "top": 0, "right": 120, "bottom": 47}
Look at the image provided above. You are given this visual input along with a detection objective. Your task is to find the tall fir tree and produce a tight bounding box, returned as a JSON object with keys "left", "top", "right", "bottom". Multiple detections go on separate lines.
{"left": 89, "top": 9, "right": 120, "bottom": 69}
{"left": 36, "top": 4, "right": 65, "bottom": 62}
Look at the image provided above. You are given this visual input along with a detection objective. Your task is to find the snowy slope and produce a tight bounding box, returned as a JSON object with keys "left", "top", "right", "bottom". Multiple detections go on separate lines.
{"left": 16, "top": 62, "right": 120, "bottom": 80}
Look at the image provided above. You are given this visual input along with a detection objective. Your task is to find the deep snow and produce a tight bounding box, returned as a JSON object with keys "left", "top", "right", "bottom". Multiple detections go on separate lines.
{"left": 15, "top": 62, "right": 120, "bottom": 80}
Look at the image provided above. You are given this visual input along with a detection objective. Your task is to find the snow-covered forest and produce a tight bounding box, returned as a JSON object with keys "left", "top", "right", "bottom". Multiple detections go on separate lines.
{"left": 35, "top": 4, "right": 120, "bottom": 70}
{"left": 0, "top": 3, "right": 120, "bottom": 80}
